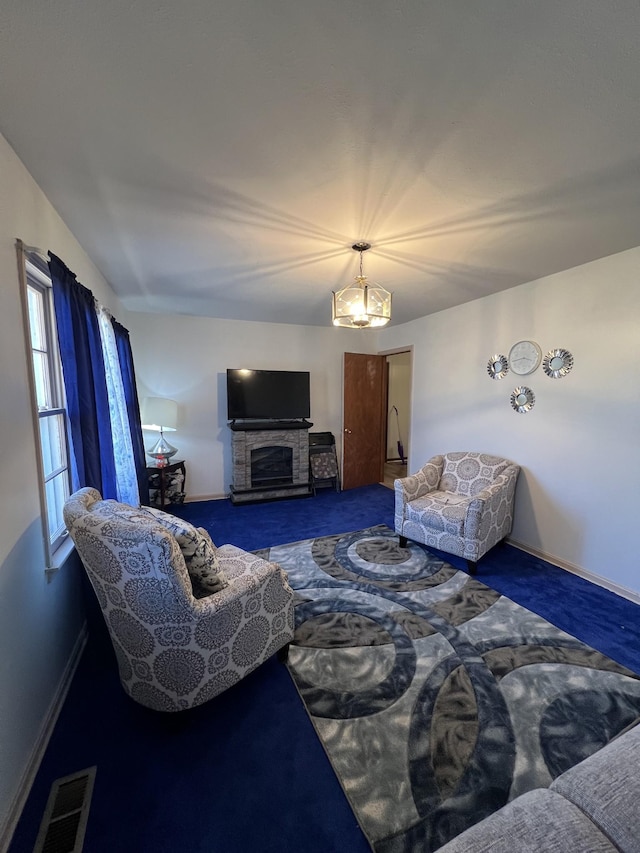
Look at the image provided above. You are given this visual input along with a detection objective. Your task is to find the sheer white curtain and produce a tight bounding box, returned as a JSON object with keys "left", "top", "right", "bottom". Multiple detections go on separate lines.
{"left": 97, "top": 305, "right": 140, "bottom": 505}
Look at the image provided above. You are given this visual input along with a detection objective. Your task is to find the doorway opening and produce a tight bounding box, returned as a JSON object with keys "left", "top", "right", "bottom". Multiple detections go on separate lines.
{"left": 384, "top": 350, "right": 411, "bottom": 488}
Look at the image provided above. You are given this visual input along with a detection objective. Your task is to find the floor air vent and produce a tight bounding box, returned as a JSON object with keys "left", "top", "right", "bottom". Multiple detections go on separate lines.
{"left": 33, "top": 766, "right": 96, "bottom": 853}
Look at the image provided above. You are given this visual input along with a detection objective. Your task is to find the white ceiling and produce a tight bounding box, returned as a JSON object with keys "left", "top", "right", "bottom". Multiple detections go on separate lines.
{"left": 1, "top": 1, "right": 639, "bottom": 327}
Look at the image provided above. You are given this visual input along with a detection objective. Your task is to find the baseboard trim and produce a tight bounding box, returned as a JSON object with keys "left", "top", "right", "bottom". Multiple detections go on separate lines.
{"left": 508, "top": 538, "right": 640, "bottom": 606}
{"left": 185, "top": 492, "right": 227, "bottom": 503}
{"left": 0, "top": 622, "right": 88, "bottom": 852}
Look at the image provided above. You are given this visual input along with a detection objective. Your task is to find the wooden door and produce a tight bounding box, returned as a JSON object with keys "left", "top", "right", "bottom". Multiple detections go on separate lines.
{"left": 342, "top": 352, "right": 387, "bottom": 490}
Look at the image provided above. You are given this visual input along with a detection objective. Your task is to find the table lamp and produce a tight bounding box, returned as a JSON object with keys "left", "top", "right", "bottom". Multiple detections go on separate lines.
{"left": 141, "top": 397, "right": 178, "bottom": 466}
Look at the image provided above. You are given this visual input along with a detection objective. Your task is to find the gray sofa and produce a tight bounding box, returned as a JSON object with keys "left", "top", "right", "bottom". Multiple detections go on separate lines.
{"left": 437, "top": 722, "right": 640, "bottom": 852}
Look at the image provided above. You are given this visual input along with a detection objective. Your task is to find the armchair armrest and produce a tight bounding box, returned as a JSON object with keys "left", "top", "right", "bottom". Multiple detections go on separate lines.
{"left": 395, "top": 455, "right": 444, "bottom": 503}
{"left": 192, "top": 547, "right": 292, "bottom": 617}
{"left": 188, "top": 545, "right": 294, "bottom": 702}
{"left": 394, "top": 455, "right": 445, "bottom": 535}
{"left": 464, "top": 465, "right": 519, "bottom": 540}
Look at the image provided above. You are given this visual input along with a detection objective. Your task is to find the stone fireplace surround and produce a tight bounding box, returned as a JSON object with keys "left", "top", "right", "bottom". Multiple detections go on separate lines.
{"left": 229, "top": 421, "right": 312, "bottom": 504}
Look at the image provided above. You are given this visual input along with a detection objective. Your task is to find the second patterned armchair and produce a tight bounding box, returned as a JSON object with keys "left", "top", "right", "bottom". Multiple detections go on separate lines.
{"left": 394, "top": 452, "right": 520, "bottom": 573}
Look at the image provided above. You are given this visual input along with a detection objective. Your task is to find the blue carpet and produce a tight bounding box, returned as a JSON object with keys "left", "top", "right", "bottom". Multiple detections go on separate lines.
{"left": 9, "top": 485, "right": 640, "bottom": 852}
{"left": 167, "top": 483, "right": 397, "bottom": 552}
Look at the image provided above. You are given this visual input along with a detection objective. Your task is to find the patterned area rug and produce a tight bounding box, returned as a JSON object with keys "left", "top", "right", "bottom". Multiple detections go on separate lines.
{"left": 258, "top": 525, "right": 640, "bottom": 852}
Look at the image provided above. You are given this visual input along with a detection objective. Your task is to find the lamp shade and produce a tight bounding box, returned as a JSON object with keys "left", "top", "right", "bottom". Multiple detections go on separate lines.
{"left": 141, "top": 397, "right": 178, "bottom": 432}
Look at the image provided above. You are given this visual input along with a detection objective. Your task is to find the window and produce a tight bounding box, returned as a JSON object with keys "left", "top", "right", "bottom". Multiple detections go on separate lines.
{"left": 23, "top": 256, "right": 71, "bottom": 562}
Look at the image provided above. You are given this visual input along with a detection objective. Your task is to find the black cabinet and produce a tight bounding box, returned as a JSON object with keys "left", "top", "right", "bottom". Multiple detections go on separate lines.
{"left": 146, "top": 460, "right": 186, "bottom": 507}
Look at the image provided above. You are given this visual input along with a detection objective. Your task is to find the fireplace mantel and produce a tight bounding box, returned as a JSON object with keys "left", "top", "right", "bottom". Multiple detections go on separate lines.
{"left": 229, "top": 422, "right": 313, "bottom": 504}
{"left": 229, "top": 419, "right": 312, "bottom": 431}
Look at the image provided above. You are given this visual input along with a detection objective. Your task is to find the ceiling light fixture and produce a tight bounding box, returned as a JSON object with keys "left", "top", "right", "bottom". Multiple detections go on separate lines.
{"left": 332, "top": 242, "right": 392, "bottom": 328}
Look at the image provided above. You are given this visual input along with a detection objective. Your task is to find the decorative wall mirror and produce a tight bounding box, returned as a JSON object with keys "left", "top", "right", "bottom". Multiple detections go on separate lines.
{"left": 543, "top": 348, "right": 574, "bottom": 378}
{"left": 510, "top": 386, "right": 535, "bottom": 413}
{"left": 487, "top": 354, "right": 509, "bottom": 380}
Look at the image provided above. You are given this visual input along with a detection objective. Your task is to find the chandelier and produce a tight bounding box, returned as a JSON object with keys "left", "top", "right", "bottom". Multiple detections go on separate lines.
{"left": 332, "top": 242, "right": 392, "bottom": 328}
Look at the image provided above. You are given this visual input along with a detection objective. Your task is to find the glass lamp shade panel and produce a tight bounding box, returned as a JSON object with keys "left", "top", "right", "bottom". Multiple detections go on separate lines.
{"left": 332, "top": 276, "right": 392, "bottom": 328}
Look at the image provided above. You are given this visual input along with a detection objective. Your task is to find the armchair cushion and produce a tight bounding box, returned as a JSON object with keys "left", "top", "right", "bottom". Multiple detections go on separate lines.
{"left": 141, "top": 506, "right": 228, "bottom": 595}
{"left": 440, "top": 452, "right": 511, "bottom": 495}
{"left": 405, "top": 492, "right": 468, "bottom": 535}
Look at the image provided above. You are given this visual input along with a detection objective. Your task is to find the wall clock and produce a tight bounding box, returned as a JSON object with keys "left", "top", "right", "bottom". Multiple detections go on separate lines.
{"left": 509, "top": 340, "right": 542, "bottom": 375}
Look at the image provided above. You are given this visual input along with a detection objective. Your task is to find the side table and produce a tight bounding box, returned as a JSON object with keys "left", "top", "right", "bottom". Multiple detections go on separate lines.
{"left": 146, "top": 460, "right": 186, "bottom": 507}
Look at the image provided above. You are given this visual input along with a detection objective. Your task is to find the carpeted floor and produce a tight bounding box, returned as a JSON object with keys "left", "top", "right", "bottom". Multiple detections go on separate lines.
{"left": 8, "top": 484, "right": 640, "bottom": 852}
{"left": 259, "top": 524, "right": 640, "bottom": 852}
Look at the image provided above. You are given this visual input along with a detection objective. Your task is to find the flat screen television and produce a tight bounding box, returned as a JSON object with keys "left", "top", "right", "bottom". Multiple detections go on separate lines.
{"left": 226, "top": 369, "right": 310, "bottom": 421}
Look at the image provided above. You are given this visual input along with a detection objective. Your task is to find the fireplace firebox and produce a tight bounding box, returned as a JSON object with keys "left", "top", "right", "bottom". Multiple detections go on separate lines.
{"left": 251, "top": 446, "right": 293, "bottom": 487}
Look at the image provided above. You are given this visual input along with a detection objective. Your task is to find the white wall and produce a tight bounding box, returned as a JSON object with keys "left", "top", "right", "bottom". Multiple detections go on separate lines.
{"left": 0, "top": 132, "right": 125, "bottom": 841}
{"left": 126, "top": 312, "right": 376, "bottom": 500}
{"left": 379, "top": 248, "right": 640, "bottom": 595}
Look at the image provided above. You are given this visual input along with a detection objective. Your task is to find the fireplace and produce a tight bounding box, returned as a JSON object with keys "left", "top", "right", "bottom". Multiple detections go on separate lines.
{"left": 251, "top": 446, "right": 293, "bottom": 487}
{"left": 229, "top": 422, "right": 312, "bottom": 504}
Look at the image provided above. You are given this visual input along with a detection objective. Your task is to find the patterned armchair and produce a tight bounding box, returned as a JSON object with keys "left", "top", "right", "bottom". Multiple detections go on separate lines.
{"left": 394, "top": 452, "right": 520, "bottom": 573}
{"left": 63, "top": 488, "right": 295, "bottom": 712}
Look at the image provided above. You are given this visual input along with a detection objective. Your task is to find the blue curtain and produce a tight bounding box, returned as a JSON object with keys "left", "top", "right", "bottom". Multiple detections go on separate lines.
{"left": 112, "top": 318, "right": 149, "bottom": 505}
{"left": 48, "top": 253, "right": 118, "bottom": 498}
